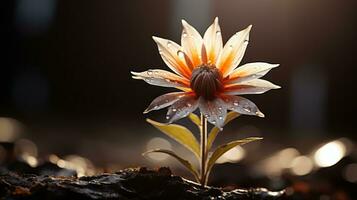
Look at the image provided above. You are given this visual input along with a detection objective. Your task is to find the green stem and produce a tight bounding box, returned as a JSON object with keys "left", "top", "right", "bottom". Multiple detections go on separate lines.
{"left": 200, "top": 113, "right": 208, "bottom": 186}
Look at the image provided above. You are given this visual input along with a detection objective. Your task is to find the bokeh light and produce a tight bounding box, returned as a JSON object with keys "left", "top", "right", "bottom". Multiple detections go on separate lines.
{"left": 343, "top": 163, "right": 357, "bottom": 183}
{"left": 216, "top": 146, "right": 246, "bottom": 164}
{"left": 278, "top": 148, "right": 300, "bottom": 169}
{"left": 14, "top": 139, "right": 38, "bottom": 158}
{"left": 314, "top": 140, "right": 346, "bottom": 168}
{"left": 145, "top": 137, "right": 172, "bottom": 161}
{"left": 290, "top": 156, "right": 314, "bottom": 176}
{"left": 21, "top": 154, "right": 38, "bottom": 167}
{"left": 0, "top": 117, "right": 22, "bottom": 142}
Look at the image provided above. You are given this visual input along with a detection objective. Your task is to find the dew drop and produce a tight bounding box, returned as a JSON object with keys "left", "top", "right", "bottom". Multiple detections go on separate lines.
{"left": 216, "top": 31, "right": 221, "bottom": 36}
{"left": 186, "top": 103, "right": 192, "bottom": 107}
{"left": 166, "top": 115, "right": 170, "bottom": 120}
{"left": 167, "top": 42, "right": 172, "bottom": 48}
{"left": 256, "top": 111, "right": 265, "bottom": 117}
{"left": 218, "top": 106, "right": 222, "bottom": 110}
{"left": 165, "top": 79, "right": 171, "bottom": 82}
{"left": 147, "top": 71, "right": 153, "bottom": 75}
{"left": 177, "top": 50, "right": 185, "bottom": 58}
{"left": 244, "top": 108, "right": 251, "bottom": 112}
{"left": 218, "top": 116, "right": 223, "bottom": 120}
{"left": 182, "top": 32, "right": 188, "bottom": 37}
{"left": 172, "top": 108, "right": 177, "bottom": 112}
{"left": 233, "top": 101, "right": 239, "bottom": 106}
{"left": 212, "top": 120, "right": 216, "bottom": 124}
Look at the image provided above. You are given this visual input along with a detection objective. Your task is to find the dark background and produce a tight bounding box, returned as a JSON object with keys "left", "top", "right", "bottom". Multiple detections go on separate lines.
{"left": 1, "top": 0, "right": 357, "bottom": 193}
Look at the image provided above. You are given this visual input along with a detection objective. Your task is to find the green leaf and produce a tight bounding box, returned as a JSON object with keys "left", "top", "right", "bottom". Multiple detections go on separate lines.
{"left": 146, "top": 119, "right": 200, "bottom": 159}
{"left": 207, "top": 112, "right": 240, "bottom": 151}
{"left": 206, "top": 137, "right": 262, "bottom": 175}
{"left": 143, "top": 149, "right": 199, "bottom": 181}
{"left": 188, "top": 113, "right": 201, "bottom": 127}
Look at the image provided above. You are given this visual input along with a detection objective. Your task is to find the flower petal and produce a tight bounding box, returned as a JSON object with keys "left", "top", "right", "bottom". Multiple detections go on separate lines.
{"left": 152, "top": 36, "right": 192, "bottom": 78}
{"left": 220, "top": 95, "right": 264, "bottom": 117}
{"left": 181, "top": 20, "right": 203, "bottom": 67}
{"left": 144, "top": 92, "right": 186, "bottom": 113}
{"left": 224, "top": 79, "right": 281, "bottom": 95}
{"left": 166, "top": 94, "right": 198, "bottom": 123}
{"left": 203, "top": 17, "right": 223, "bottom": 65}
{"left": 217, "top": 25, "right": 252, "bottom": 77}
{"left": 198, "top": 97, "right": 227, "bottom": 129}
{"left": 227, "top": 62, "right": 279, "bottom": 84}
{"left": 131, "top": 69, "right": 190, "bottom": 88}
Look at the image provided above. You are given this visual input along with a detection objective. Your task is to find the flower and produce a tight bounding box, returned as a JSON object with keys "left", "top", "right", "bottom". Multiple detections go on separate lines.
{"left": 132, "top": 18, "right": 280, "bottom": 128}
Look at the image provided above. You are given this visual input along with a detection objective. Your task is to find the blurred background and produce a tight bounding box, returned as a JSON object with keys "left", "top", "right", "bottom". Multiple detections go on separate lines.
{"left": 1, "top": 0, "right": 357, "bottom": 199}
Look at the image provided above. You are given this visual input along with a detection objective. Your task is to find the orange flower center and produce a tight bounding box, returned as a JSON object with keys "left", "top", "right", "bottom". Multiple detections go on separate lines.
{"left": 190, "top": 65, "right": 223, "bottom": 100}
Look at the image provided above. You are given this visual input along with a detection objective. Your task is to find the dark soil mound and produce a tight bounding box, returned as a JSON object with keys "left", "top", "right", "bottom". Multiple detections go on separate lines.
{"left": 0, "top": 167, "right": 285, "bottom": 200}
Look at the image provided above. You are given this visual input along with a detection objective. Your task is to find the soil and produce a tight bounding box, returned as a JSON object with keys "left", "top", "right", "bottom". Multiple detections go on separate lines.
{"left": 0, "top": 167, "right": 286, "bottom": 200}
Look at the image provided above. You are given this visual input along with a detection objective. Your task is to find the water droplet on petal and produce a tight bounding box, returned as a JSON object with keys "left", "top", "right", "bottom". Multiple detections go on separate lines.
{"left": 233, "top": 101, "right": 239, "bottom": 106}
{"left": 216, "top": 31, "right": 221, "bottom": 36}
{"left": 177, "top": 50, "right": 185, "bottom": 58}
{"left": 244, "top": 108, "right": 251, "bottom": 112}
{"left": 256, "top": 111, "right": 265, "bottom": 117}
{"left": 186, "top": 103, "right": 192, "bottom": 107}
{"left": 182, "top": 32, "right": 188, "bottom": 37}
{"left": 167, "top": 42, "right": 172, "bottom": 48}
{"left": 218, "top": 116, "right": 223, "bottom": 120}
{"left": 166, "top": 115, "right": 170, "bottom": 120}
{"left": 212, "top": 120, "right": 216, "bottom": 124}
{"left": 172, "top": 108, "right": 177, "bottom": 112}
{"left": 165, "top": 79, "right": 171, "bottom": 82}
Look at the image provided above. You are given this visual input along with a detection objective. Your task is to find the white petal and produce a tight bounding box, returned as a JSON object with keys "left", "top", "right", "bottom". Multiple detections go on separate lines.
{"left": 131, "top": 69, "right": 190, "bottom": 88}
{"left": 203, "top": 17, "right": 223, "bottom": 65}
{"left": 166, "top": 94, "right": 198, "bottom": 123}
{"left": 198, "top": 97, "right": 227, "bottom": 129}
{"left": 224, "top": 79, "right": 281, "bottom": 95}
{"left": 181, "top": 20, "right": 203, "bottom": 67}
{"left": 217, "top": 25, "right": 252, "bottom": 77}
{"left": 152, "top": 36, "right": 191, "bottom": 78}
{"left": 227, "top": 62, "right": 279, "bottom": 84}
{"left": 144, "top": 92, "right": 186, "bottom": 113}
{"left": 220, "top": 95, "right": 264, "bottom": 117}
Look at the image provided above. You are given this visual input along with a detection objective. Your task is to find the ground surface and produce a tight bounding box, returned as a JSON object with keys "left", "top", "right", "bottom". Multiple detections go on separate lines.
{"left": 0, "top": 167, "right": 286, "bottom": 200}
